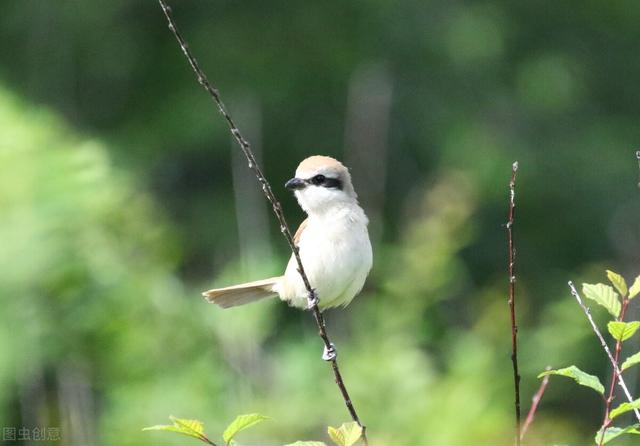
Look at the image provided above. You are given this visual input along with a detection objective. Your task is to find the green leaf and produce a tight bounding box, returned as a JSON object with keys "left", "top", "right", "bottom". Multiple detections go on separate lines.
{"left": 608, "top": 321, "right": 640, "bottom": 342}
{"left": 223, "top": 413, "right": 269, "bottom": 444}
{"left": 283, "top": 442, "right": 327, "bottom": 446}
{"left": 143, "top": 416, "right": 206, "bottom": 442}
{"left": 594, "top": 424, "right": 640, "bottom": 444}
{"left": 607, "top": 270, "right": 628, "bottom": 297}
{"left": 327, "top": 422, "right": 363, "bottom": 446}
{"left": 582, "top": 283, "right": 621, "bottom": 318}
{"left": 610, "top": 399, "right": 640, "bottom": 419}
{"left": 622, "top": 351, "right": 640, "bottom": 371}
{"left": 538, "top": 366, "right": 604, "bottom": 395}
{"left": 629, "top": 276, "right": 640, "bottom": 299}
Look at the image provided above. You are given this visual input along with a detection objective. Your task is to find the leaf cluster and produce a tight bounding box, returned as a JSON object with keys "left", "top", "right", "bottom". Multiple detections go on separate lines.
{"left": 144, "top": 414, "right": 363, "bottom": 446}
{"left": 538, "top": 270, "right": 640, "bottom": 444}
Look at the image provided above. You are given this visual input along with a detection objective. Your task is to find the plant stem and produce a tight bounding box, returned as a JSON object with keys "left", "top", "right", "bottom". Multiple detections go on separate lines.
{"left": 156, "top": 2, "right": 368, "bottom": 444}
{"left": 507, "top": 161, "right": 521, "bottom": 446}
{"left": 598, "top": 298, "right": 631, "bottom": 446}
{"left": 567, "top": 281, "right": 640, "bottom": 423}
{"left": 520, "top": 367, "right": 551, "bottom": 441}
{"left": 199, "top": 434, "right": 218, "bottom": 446}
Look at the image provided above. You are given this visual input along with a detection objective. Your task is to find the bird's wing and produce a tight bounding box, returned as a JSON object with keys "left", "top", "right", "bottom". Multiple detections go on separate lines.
{"left": 293, "top": 218, "right": 309, "bottom": 245}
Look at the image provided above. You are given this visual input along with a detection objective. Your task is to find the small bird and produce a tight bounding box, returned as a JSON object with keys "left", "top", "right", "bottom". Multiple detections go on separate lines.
{"left": 203, "top": 155, "right": 373, "bottom": 310}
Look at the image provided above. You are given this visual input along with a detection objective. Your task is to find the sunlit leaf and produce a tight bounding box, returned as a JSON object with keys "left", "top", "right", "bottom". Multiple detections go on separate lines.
{"left": 327, "top": 427, "right": 343, "bottom": 446}
{"left": 223, "top": 413, "right": 269, "bottom": 444}
{"left": 629, "top": 276, "right": 640, "bottom": 299}
{"left": 582, "top": 283, "right": 621, "bottom": 318}
{"left": 608, "top": 321, "right": 640, "bottom": 342}
{"left": 143, "top": 416, "right": 206, "bottom": 442}
{"left": 283, "top": 442, "right": 327, "bottom": 446}
{"left": 622, "top": 351, "right": 640, "bottom": 371}
{"left": 327, "top": 422, "right": 362, "bottom": 446}
{"left": 607, "top": 270, "right": 628, "bottom": 297}
{"left": 610, "top": 398, "right": 640, "bottom": 419}
{"left": 172, "top": 417, "right": 206, "bottom": 436}
{"left": 594, "top": 424, "right": 640, "bottom": 444}
{"left": 538, "top": 366, "right": 604, "bottom": 395}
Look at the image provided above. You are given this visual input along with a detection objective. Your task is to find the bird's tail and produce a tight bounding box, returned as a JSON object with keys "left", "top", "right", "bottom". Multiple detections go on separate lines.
{"left": 202, "top": 276, "right": 281, "bottom": 309}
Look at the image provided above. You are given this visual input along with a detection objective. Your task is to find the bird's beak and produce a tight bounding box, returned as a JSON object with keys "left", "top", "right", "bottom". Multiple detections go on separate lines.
{"left": 285, "top": 177, "right": 306, "bottom": 190}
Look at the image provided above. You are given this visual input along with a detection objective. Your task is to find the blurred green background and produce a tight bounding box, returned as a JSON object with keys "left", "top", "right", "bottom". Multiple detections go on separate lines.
{"left": 1, "top": 1, "right": 639, "bottom": 445}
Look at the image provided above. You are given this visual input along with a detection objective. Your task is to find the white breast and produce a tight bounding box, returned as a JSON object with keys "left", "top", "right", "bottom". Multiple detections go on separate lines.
{"left": 277, "top": 205, "right": 372, "bottom": 309}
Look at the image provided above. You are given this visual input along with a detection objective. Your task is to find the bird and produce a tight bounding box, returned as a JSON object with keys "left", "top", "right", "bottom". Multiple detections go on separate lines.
{"left": 203, "top": 155, "right": 372, "bottom": 311}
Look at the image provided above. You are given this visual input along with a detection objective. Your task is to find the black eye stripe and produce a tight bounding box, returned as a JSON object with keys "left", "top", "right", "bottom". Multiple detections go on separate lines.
{"left": 310, "top": 174, "right": 325, "bottom": 185}
{"left": 322, "top": 178, "right": 343, "bottom": 189}
{"left": 307, "top": 174, "right": 343, "bottom": 190}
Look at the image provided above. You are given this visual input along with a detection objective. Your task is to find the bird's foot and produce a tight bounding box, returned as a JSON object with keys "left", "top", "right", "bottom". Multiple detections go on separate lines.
{"left": 307, "top": 290, "right": 319, "bottom": 309}
{"left": 322, "top": 343, "right": 337, "bottom": 361}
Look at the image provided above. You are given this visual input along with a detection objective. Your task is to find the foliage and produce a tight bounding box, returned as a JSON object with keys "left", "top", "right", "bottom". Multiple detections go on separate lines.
{"left": 629, "top": 277, "right": 640, "bottom": 300}
{"left": 538, "top": 366, "right": 604, "bottom": 395}
{"left": 581, "top": 283, "right": 620, "bottom": 318}
{"left": 538, "top": 271, "right": 640, "bottom": 445}
{"left": 326, "top": 422, "right": 363, "bottom": 446}
{"left": 144, "top": 417, "right": 210, "bottom": 443}
{"left": 607, "top": 322, "right": 640, "bottom": 342}
{"left": 610, "top": 400, "right": 640, "bottom": 421}
{"left": 621, "top": 352, "right": 640, "bottom": 371}
{"left": 593, "top": 425, "right": 640, "bottom": 445}
{"left": 144, "top": 415, "right": 363, "bottom": 446}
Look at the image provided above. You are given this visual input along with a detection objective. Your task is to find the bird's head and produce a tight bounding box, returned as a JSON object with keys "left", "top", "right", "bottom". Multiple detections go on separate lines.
{"left": 285, "top": 155, "right": 357, "bottom": 214}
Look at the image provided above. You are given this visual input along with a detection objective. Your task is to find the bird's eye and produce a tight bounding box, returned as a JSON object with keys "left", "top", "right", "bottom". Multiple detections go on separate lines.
{"left": 311, "top": 174, "right": 326, "bottom": 185}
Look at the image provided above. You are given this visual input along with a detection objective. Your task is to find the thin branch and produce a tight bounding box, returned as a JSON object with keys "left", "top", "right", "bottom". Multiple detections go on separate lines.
{"left": 520, "top": 367, "right": 551, "bottom": 441}
{"left": 199, "top": 434, "right": 218, "bottom": 446}
{"left": 156, "top": 2, "right": 368, "bottom": 443}
{"left": 598, "top": 296, "right": 631, "bottom": 446}
{"left": 506, "top": 161, "right": 521, "bottom": 446}
{"left": 567, "top": 281, "right": 640, "bottom": 422}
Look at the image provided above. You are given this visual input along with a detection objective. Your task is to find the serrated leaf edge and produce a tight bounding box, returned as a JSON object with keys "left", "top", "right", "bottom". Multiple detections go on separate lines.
{"left": 327, "top": 422, "right": 362, "bottom": 446}
{"left": 582, "top": 283, "right": 621, "bottom": 318}
{"left": 629, "top": 276, "right": 640, "bottom": 299}
{"left": 222, "top": 413, "right": 269, "bottom": 444}
{"left": 610, "top": 399, "right": 640, "bottom": 419}
{"left": 538, "top": 365, "right": 605, "bottom": 395}
{"left": 622, "top": 351, "right": 640, "bottom": 371}
{"left": 595, "top": 423, "right": 640, "bottom": 444}
{"left": 607, "top": 321, "right": 640, "bottom": 342}
{"left": 606, "top": 270, "right": 628, "bottom": 297}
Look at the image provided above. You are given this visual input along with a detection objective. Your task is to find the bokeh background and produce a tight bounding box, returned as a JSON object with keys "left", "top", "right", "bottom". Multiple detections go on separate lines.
{"left": 1, "top": 1, "right": 640, "bottom": 445}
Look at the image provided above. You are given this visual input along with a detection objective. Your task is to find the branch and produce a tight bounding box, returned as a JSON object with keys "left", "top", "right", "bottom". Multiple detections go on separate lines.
{"left": 156, "top": 2, "right": 368, "bottom": 443}
{"left": 506, "top": 161, "right": 521, "bottom": 446}
{"left": 520, "top": 367, "right": 550, "bottom": 441}
{"left": 199, "top": 435, "right": 218, "bottom": 446}
{"left": 599, "top": 295, "right": 632, "bottom": 446}
{"left": 567, "top": 281, "right": 640, "bottom": 422}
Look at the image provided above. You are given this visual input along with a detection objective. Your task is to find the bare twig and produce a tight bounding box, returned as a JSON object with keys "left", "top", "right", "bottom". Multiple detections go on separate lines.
{"left": 567, "top": 281, "right": 640, "bottom": 423}
{"left": 520, "top": 367, "right": 551, "bottom": 441}
{"left": 156, "top": 2, "right": 368, "bottom": 443}
{"left": 506, "top": 161, "right": 521, "bottom": 446}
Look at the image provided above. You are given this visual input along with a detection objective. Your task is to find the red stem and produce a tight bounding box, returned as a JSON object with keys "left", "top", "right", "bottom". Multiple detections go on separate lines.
{"left": 520, "top": 369, "right": 550, "bottom": 441}
{"left": 597, "top": 298, "right": 630, "bottom": 446}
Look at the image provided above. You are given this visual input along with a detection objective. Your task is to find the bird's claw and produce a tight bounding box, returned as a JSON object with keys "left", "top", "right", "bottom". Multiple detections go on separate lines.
{"left": 307, "top": 290, "right": 319, "bottom": 309}
{"left": 322, "top": 343, "right": 337, "bottom": 361}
